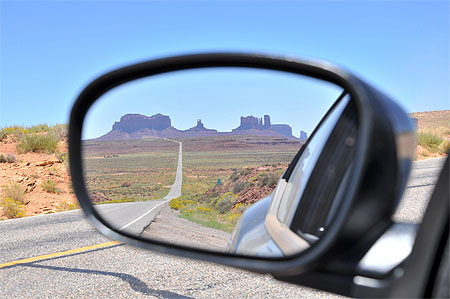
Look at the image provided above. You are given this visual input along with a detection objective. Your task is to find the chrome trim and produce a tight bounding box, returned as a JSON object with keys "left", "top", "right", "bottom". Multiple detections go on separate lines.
{"left": 265, "top": 179, "right": 310, "bottom": 255}
{"left": 357, "top": 223, "right": 418, "bottom": 275}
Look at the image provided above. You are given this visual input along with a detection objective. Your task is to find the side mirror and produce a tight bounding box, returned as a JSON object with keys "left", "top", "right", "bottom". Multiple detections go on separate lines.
{"left": 69, "top": 53, "right": 416, "bottom": 295}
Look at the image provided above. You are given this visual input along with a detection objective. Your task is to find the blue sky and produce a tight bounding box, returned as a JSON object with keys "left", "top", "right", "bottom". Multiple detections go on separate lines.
{"left": 1, "top": 1, "right": 449, "bottom": 137}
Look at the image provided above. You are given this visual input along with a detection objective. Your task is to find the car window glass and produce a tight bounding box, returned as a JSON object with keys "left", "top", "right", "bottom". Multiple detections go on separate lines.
{"left": 276, "top": 94, "right": 350, "bottom": 224}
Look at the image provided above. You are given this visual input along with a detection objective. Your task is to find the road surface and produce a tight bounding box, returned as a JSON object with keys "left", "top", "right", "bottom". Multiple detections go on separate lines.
{"left": 0, "top": 157, "right": 446, "bottom": 298}
{"left": 95, "top": 139, "right": 183, "bottom": 236}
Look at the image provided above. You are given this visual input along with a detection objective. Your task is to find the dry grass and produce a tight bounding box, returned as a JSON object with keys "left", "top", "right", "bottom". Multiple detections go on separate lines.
{"left": 41, "top": 179, "right": 61, "bottom": 194}
{"left": 409, "top": 110, "right": 450, "bottom": 159}
{"left": 17, "top": 133, "right": 59, "bottom": 154}
{"left": 1, "top": 198, "right": 26, "bottom": 218}
{"left": 2, "top": 183, "right": 26, "bottom": 204}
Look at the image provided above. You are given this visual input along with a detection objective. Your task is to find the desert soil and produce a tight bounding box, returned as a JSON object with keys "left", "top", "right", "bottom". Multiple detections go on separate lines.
{"left": 0, "top": 136, "right": 76, "bottom": 220}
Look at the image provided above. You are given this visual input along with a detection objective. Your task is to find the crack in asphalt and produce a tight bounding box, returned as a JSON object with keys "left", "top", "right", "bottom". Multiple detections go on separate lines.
{"left": 406, "top": 183, "right": 437, "bottom": 189}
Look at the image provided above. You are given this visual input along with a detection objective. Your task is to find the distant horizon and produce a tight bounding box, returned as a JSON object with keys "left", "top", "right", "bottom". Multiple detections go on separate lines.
{"left": 3, "top": 108, "right": 450, "bottom": 126}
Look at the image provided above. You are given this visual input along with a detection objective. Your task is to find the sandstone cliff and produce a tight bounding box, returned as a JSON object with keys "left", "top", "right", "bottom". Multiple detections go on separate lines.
{"left": 96, "top": 113, "right": 298, "bottom": 140}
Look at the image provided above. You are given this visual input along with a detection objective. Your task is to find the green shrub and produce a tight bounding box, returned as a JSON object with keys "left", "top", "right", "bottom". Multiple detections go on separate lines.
{"left": 26, "top": 124, "right": 50, "bottom": 133}
{"left": 239, "top": 168, "right": 252, "bottom": 176}
{"left": 230, "top": 172, "right": 240, "bottom": 182}
{"left": 258, "top": 173, "right": 278, "bottom": 188}
{"left": 2, "top": 183, "right": 26, "bottom": 204}
{"left": 55, "top": 151, "right": 69, "bottom": 163}
{"left": 417, "top": 132, "right": 443, "bottom": 148}
{"left": 49, "top": 124, "right": 67, "bottom": 140}
{"left": 0, "top": 132, "right": 7, "bottom": 141}
{"left": 199, "top": 191, "right": 219, "bottom": 204}
{"left": 1, "top": 198, "right": 26, "bottom": 218}
{"left": 48, "top": 166, "right": 59, "bottom": 175}
{"left": 17, "top": 133, "right": 59, "bottom": 153}
{"left": 233, "top": 202, "right": 249, "bottom": 214}
{"left": 0, "top": 154, "right": 16, "bottom": 163}
{"left": 55, "top": 201, "right": 79, "bottom": 212}
{"left": 121, "top": 182, "right": 131, "bottom": 187}
{"left": 41, "top": 179, "right": 61, "bottom": 194}
{"left": 232, "top": 180, "right": 252, "bottom": 194}
{"left": 215, "top": 193, "right": 236, "bottom": 214}
{"left": 439, "top": 139, "right": 450, "bottom": 153}
{"left": 267, "top": 175, "right": 278, "bottom": 188}
{"left": 6, "top": 153, "right": 16, "bottom": 163}
{"left": 169, "top": 197, "right": 184, "bottom": 210}
{"left": 0, "top": 126, "right": 26, "bottom": 136}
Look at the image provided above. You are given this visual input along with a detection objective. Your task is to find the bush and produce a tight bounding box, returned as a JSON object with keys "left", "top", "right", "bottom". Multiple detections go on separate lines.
{"left": 121, "top": 182, "right": 131, "bottom": 188}
{"left": 418, "top": 132, "right": 443, "bottom": 148}
{"left": 26, "top": 124, "right": 50, "bottom": 133}
{"left": 55, "top": 151, "right": 69, "bottom": 163}
{"left": 55, "top": 201, "right": 79, "bottom": 212}
{"left": 258, "top": 173, "right": 278, "bottom": 188}
{"left": 230, "top": 172, "right": 240, "bottom": 182}
{"left": 169, "top": 197, "right": 185, "bottom": 210}
{"left": 1, "top": 126, "right": 26, "bottom": 136}
{"left": 49, "top": 124, "right": 67, "bottom": 140}
{"left": 232, "top": 181, "right": 252, "bottom": 194}
{"left": 0, "top": 154, "right": 16, "bottom": 163}
{"left": 239, "top": 168, "right": 252, "bottom": 176}
{"left": 2, "top": 183, "right": 26, "bottom": 204}
{"left": 267, "top": 175, "right": 278, "bottom": 188}
{"left": 41, "top": 179, "right": 61, "bottom": 194}
{"left": 233, "top": 202, "right": 249, "bottom": 214}
{"left": 199, "top": 191, "right": 219, "bottom": 204}
{"left": 439, "top": 139, "right": 450, "bottom": 153}
{"left": 1, "top": 198, "right": 26, "bottom": 218}
{"left": 6, "top": 153, "right": 16, "bottom": 163}
{"left": 215, "top": 193, "right": 236, "bottom": 214}
{"left": 0, "top": 132, "right": 7, "bottom": 142}
{"left": 17, "top": 133, "right": 59, "bottom": 153}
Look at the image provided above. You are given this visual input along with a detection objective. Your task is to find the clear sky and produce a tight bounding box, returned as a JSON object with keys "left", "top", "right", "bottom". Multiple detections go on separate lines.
{"left": 1, "top": 1, "right": 449, "bottom": 136}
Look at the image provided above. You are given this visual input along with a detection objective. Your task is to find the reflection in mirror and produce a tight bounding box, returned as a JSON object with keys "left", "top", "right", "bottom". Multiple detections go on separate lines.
{"left": 82, "top": 67, "right": 348, "bottom": 257}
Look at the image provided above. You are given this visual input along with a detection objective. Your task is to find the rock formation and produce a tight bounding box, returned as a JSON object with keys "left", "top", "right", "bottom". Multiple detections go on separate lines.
{"left": 234, "top": 116, "right": 264, "bottom": 130}
{"left": 270, "top": 124, "right": 292, "bottom": 137}
{"left": 112, "top": 113, "right": 171, "bottom": 133}
{"left": 96, "top": 113, "right": 300, "bottom": 140}
{"left": 299, "top": 130, "right": 308, "bottom": 140}
{"left": 263, "top": 115, "right": 271, "bottom": 129}
{"left": 183, "top": 119, "right": 218, "bottom": 135}
{"left": 232, "top": 114, "right": 293, "bottom": 137}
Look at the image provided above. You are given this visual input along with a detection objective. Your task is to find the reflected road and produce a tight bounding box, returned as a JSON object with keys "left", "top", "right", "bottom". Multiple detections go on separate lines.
{"left": 95, "top": 139, "right": 183, "bottom": 235}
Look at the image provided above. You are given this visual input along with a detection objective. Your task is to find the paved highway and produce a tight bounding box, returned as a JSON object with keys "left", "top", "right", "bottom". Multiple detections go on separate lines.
{"left": 96, "top": 140, "right": 183, "bottom": 236}
{"left": 0, "top": 157, "right": 446, "bottom": 298}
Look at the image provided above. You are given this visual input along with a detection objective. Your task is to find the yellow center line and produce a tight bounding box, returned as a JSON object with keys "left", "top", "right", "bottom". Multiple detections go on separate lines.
{"left": 0, "top": 241, "right": 120, "bottom": 269}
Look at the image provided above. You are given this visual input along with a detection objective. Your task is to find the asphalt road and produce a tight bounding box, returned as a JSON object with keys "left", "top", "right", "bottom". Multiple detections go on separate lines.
{"left": 0, "top": 157, "right": 445, "bottom": 298}
{"left": 95, "top": 140, "right": 183, "bottom": 236}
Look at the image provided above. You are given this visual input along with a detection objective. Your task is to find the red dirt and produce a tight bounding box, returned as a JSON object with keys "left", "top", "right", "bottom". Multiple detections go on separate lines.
{"left": 0, "top": 136, "right": 77, "bottom": 220}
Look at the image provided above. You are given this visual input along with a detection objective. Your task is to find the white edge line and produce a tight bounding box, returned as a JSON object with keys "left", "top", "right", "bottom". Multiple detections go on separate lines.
{"left": 118, "top": 200, "right": 169, "bottom": 231}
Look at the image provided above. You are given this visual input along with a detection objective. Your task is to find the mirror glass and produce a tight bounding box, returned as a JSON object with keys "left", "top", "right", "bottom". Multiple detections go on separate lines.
{"left": 82, "top": 67, "right": 351, "bottom": 257}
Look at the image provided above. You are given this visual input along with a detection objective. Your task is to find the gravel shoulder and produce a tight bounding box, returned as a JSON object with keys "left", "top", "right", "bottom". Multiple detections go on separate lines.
{"left": 141, "top": 204, "right": 230, "bottom": 251}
